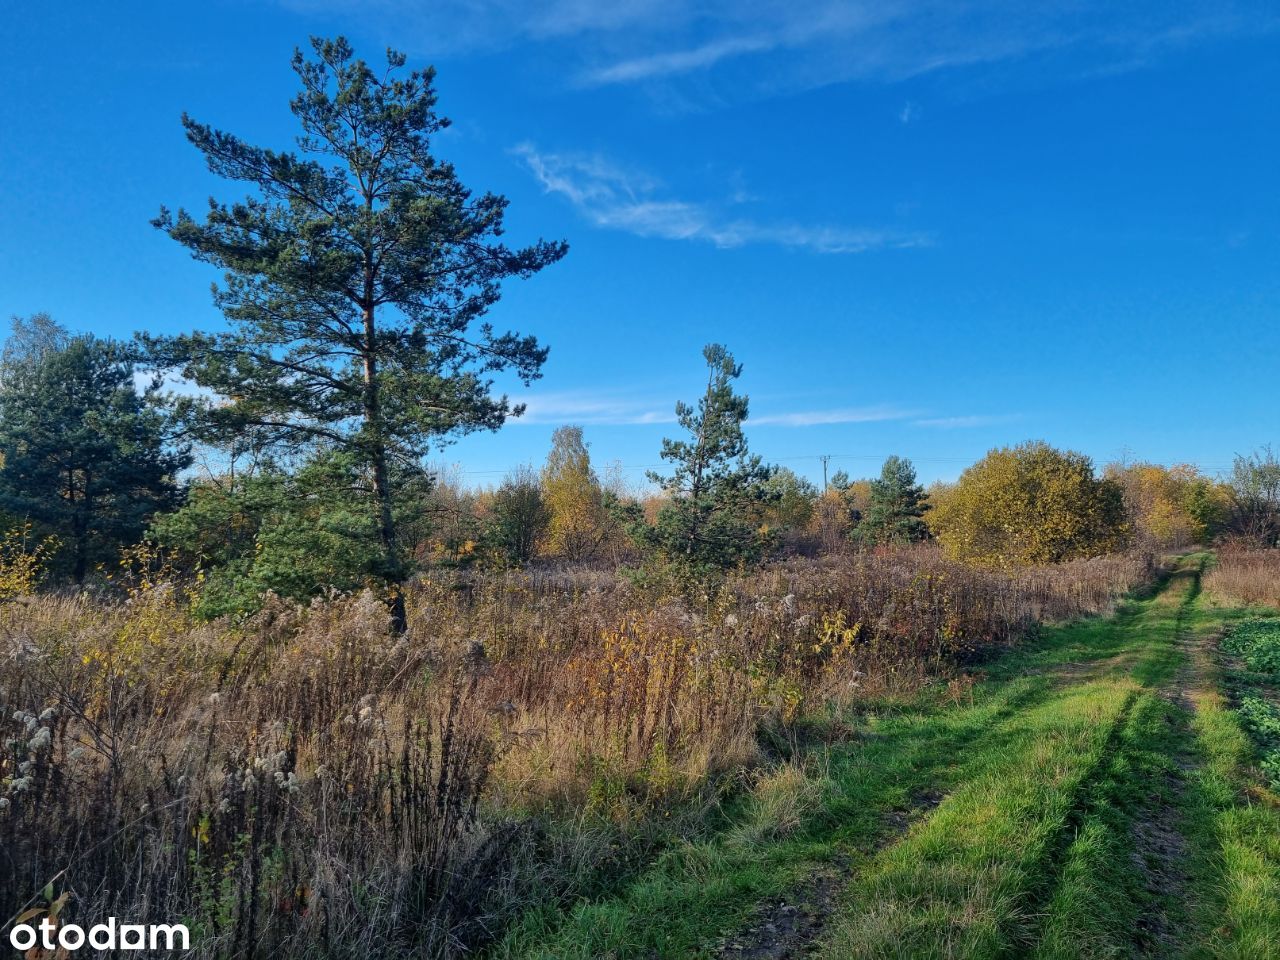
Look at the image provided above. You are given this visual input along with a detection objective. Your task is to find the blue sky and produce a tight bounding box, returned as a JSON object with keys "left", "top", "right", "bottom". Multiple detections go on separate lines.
{"left": 1, "top": 1, "right": 1277, "bottom": 489}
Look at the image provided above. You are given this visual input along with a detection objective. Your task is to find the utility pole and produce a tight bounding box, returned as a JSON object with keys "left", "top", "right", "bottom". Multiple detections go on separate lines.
{"left": 821, "top": 454, "right": 831, "bottom": 492}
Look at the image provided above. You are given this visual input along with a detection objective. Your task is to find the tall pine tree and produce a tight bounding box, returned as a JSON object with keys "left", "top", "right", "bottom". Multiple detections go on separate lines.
{"left": 146, "top": 37, "right": 566, "bottom": 630}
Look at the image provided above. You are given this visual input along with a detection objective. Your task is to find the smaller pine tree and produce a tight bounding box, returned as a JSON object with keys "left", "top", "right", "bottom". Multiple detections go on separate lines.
{"left": 647, "top": 344, "right": 775, "bottom": 571}
{"left": 855, "top": 455, "right": 931, "bottom": 546}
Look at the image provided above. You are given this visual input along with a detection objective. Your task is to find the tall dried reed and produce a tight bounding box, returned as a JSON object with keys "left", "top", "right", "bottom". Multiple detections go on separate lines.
{"left": 1, "top": 546, "right": 1150, "bottom": 957}
{"left": 1205, "top": 546, "right": 1280, "bottom": 608}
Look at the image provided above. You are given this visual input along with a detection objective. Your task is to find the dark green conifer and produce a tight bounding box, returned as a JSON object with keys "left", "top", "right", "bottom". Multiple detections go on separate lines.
{"left": 145, "top": 37, "right": 566, "bottom": 629}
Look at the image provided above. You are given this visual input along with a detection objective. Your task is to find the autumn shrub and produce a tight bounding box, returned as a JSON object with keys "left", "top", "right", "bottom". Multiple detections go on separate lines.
{"left": 1104, "top": 461, "right": 1230, "bottom": 549}
{"left": 930, "top": 441, "right": 1130, "bottom": 567}
{"left": 0, "top": 545, "right": 1150, "bottom": 956}
{"left": 0, "top": 524, "right": 57, "bottom": 601}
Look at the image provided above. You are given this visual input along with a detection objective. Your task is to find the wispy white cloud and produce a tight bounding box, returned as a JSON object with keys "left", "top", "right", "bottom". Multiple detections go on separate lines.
{"left": 576, "top": 2, "right": 892, "bottom": 88}
{"left": 513, "top": 390, "right": 924, "bottom": 428}
{"left": 585, "top": 35, "right": 776, "bottom": 85}
{"left": 514, "top": 143, "right": 931, "bottom": 253}
{"left": 750, "top": 405, "right": 915, "bottom": 427}
{"left": 914, "top": 414, "right": 1021, "bottom": 429}
{"left": 514, "top": 389, "right": 676, "bottom": 425}
{"left": 280, "top": 0, "right": 672, "bottom": 51}
{"left": 286, "top": 1, "right": 1275, "bottom": 101}
{"left": 575, "top": 2, "right": 1275, "bottom": 95}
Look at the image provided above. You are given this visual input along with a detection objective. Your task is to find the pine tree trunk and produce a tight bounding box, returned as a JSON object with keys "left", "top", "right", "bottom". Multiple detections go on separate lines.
{"left": 363, "top": 305, "right": 408, "bottom": 635}
{"left": 372, "top": 448, "right": 407, "bottom": 634}
{"left": 68, "top": 467, "right": 90, "bottom": 586}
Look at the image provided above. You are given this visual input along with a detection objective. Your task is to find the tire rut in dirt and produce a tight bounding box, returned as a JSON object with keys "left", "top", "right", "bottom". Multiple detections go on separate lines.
{"left": 1015, "top": 688, "right": 1143, "bottom": 952}
{"left": 1026, "top": 566, "right": 1202, "bottom": 957}
{"left": 1132, "top": 566, "right": 1202, "bottom": 955}
{"left": 714, "top": 790, "right": 946, "bottom": 960}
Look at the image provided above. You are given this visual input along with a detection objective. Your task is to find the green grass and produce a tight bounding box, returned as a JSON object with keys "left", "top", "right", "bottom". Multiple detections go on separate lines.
{"left": 823, "top": 679, "right": 1139, "bottom": 958}
{"left": 1030, "top": 691, "right": 1189, "bottom": 960}
{"left": 1216, "top": 615, "right": 1280, "bottom": 791}
{"left": 492, "top": 676, "right": 1055, "bottom": 959}
{"left": 1184, "top": 683, "right": 1280, "bottom": 959}
{"left": 820, "top": 560, "right": 1199, "bottom": 959}
{"left": 492, "top": 558, "right": 1280, "bottom": 960}
{"left": 1189, "top": 605, "right": 1280, "bottom": 957}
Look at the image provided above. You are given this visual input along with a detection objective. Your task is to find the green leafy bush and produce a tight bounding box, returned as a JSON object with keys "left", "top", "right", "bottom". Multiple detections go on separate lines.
{"left": 1221, "top": 618, "right": 1280, "bottom": 679}
{"left": 1236, "top": 696, "right": 1280, "bottom": 790}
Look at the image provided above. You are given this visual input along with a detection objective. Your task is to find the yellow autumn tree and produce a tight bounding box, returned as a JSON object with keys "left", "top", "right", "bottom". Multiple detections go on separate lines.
{"left": 809, "top": 472, "right": 872, "bottom": 551}
{"left": 843, "top": 479, "right": 873, "bottom": 518}
{"left": 0, "top": 524, "right": 57, "bottom": 600}
{"left": 1104, "top": 462, "right": 1230, "bottom": 549}
{"left": 930, "top": 441, "right": 1129, "bottom": 567}
{"left": 541, "top": 426, "right": 608, "bottom": 561}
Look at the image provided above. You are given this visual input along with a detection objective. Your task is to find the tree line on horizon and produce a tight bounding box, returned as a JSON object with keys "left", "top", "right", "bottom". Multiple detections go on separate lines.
{"left": 1, "top": 37, "right": 1277, "bottom": 627}
{"left": 2, "top": 310, "right": 1276, "bottom": 612}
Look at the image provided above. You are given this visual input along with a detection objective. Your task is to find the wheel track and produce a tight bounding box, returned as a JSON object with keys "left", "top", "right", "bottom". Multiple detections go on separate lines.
{"left": 710, "top": 662, "right": 1085, "bottom": 960}
{"left": 1021, "top": 558, "right": 1205, "bottom": 959}
{"left": 715, "top": 651, "right": 1152, "bottom": 959}
{"left": 718, "top": 568, "right": 1206, "bottom": 960}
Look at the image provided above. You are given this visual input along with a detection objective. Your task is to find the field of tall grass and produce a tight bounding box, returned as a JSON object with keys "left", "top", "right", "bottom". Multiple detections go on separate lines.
{"left": 1, "top": 547, "right": 1150, "bottom": 957}
{"left": 1206, "top": 546, "right": 1280, "bottom": 609}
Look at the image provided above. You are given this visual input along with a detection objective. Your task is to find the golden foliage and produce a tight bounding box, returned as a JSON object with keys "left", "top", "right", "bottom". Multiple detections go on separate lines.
{"left": 930, "top": 441, "right": 1129, "bottom": 567}
{"left": 1104, "top": 461, "right": 1230, "bottom": 549}
{"left": 0, "top": 524, "right": 56, "bottom": 600}
{"left": 541, "top": 425, "right": 609, "bottom": 560}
